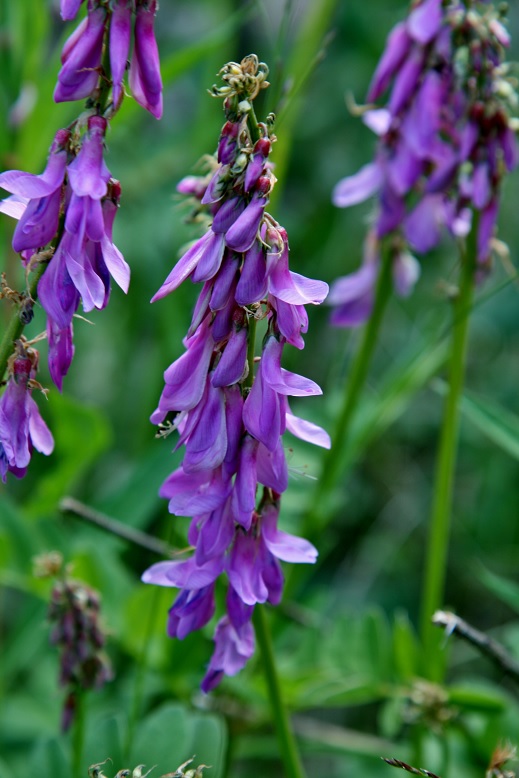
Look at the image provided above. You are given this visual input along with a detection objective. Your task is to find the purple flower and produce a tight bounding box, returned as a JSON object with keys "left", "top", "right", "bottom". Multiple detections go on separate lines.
{"left": 60, "top": 0, "right": 84, "bottom": 20}
{"left": 54, "top": 6, "right": 107, "bottom": 103}
{"left": 0, "top": 345, "right": 53, "bottom": 482}
{"left": 0, "top": 129, "right": 70, "bottom": 254}
{"left": 129, "top": 0, "right": 163, "bottom": 119}
{"left": 110, "top": 0, "right": 132, "bottom": 107}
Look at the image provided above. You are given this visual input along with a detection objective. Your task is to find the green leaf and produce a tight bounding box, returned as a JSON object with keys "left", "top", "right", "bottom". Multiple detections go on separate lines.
{"left": 84, "top": 714, "right": 125, "bottom": 772}
{"left": 392, "top": 610, "right": 421, "bottom": 681}
{"left": 25, "top": 392, "right": 112, "bottom": 515}
{"left": 27, "top": 737, "right": 70, "bottom": 778}
{"left": 433, "top": 379, "right": 519, "bottom": 461}
{"left": 477, "top": 565, "right": 519, "bottom": 615}
{"left": 448, "top": 683, "right": 508, "bottom": 713}
{"left": 128, "top": 703, "right": 227, "bottom": 778}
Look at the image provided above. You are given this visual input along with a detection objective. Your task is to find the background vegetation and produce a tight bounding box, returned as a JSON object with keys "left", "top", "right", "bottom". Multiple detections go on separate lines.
{"left": 2, "top": 1, "right": 519, "bottom": 776}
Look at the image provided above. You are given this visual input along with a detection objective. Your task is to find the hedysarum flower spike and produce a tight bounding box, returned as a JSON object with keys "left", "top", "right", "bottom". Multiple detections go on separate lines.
{"left": 143, "top": 55, "right": 329, "bottom": 690}
{"left": 330, "top": 0, "right": 518, "bottom": 326}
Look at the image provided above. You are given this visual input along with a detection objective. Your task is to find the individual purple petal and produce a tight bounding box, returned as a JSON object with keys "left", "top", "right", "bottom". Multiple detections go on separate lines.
{"left": 261, "top": 336, "right": 322, "bottom": 397}
{"left": 225, "top": 193, "right": 267, "bottom": 252}
{"left": 267, "top": 236, "right": 328, "bottom": 305}
{"left": 12, "top": 188, "right": 61, "bottom": 252}
{"left": 242, "top": 362, "right": 282, "bottom": 452}
{"left": 377, "top": 184, "right": 405, "bottom": 236}
{"left": 231, "top": 436, "right": 259, "bottom": 529}
{"left": 38, "top": 241, "right": 80, "bottom": 329}
{"left": 401, "top": 71, "right": 444, "bottom": 159}
{"left": 404, "top": 194, "right": 444, "bottom": 253}
{"left": 235, "top": 240, "right": 268, "bottom": 306}
{"left": 407, "top": 0, "right": 443, "bottom": 45}
{"left": 388, "top": 45, "right": 424, "bottom": 115}
{"left": 191, "top": 229, "right": 227, "bottom": 283}
{"left": 244, "top": 138, "right": 270, "bottom": 192}
{"left": 151, "top": 320, "right": 214, "bottom": 420}
{"left": 218, "top": 121, "right": 240, "bottom": 165}
{"left": 60, "top": 0, "right": 84, "bottom": 20}
{"left": 201, "top": 165, "right": 230, "bottom": 205}
{"left": 211, "top": 327, "right": 247, "bottom": 387}
{"left": 477, "top": 197, "right": 498, "bottom": 262}
{"left": 183, "top": 383, "right": 227, "bottom": 473}
{"left": 499, "top": 126, "right": 519, "bottom": 172}
{"left": 0, "top": 195, "right": 28, "bottom": 220}
{"left": 261, "top": 504, "right": 318, "bottom": 564}
{"left": 256, "top": 439, "right": 288, "bottom": 494}
{"left": 110, "top": 0, "right": 132, "bottom": 107}
{"left": 367, "top": 22, "right": 412, "bottom": 102}
{"left": 210, "top": 290, "right": 236, "bottom": 342}
{"left": 285, "top": 411, "right": 331, "bottom": 449}
{"left": 362, "top": 108, "right": 392, "bottom": 136}
{"left": 327, "top": 259, "right": 378, "bottom": 328}
{"left": 64, "top": 241, "right": 107, "bottom": 313}
{"left": 26, "top": 396, "right": 54, "bottom": 455}
{"left": 47, "top": 319, "right": 75, "bottom": 391}
{"left": 195, "top": 499, "right": 235, "bottom": 566}
{"left": 152, "top": 231, "right": 225, "bottom": 301}
{"left": 227, "top": 530, "right": 269, "bottom": 606}
{"left": 209, "top": 251, "right": 239, "bottom": 311}
{"left": 223, "top": 385, "right": 244, "bottom": 471}
{"left": 159, "top": 465, "right": 231, "bottom": 516}
{"left": 200, "top": 615, "right": 255, "bottom": 693}
{"left": 168, "top": 585, "right": 216, "bottom": 640}
{"left": 211, "top": 196, "right": 246, "bottom": 233}
{"left": 332, "top": 162, "right": 382, "bottom": 208}
{"left": 100, "top": 197, "right": 130, "bottom": 293}
{"left": 392, "top": 250, "right": 420, "bottom": 297}
{"left": 472, "top": 162, "right": 492, "bottom": 209}
{"left": 129, "top": 0, "right": 163, "bottom": 119}
{"left": 142, "top": 556, "right": 223, "bottom": 589}
{"left": 0, "top": 148, "right": 67, "bottom": 200}
{"left": 67, "top": 116, "right": 110, "bottom": 199}
{"left": 385, "top": 143, "right": 422, "bottom": 196}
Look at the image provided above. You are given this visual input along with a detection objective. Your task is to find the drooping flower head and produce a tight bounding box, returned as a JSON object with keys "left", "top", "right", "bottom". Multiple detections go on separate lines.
{"left": 330, "top": 0, "right": 518, "bottom": 326}
{"left": 142, "top": 56, "right": 329, "bottom": 690}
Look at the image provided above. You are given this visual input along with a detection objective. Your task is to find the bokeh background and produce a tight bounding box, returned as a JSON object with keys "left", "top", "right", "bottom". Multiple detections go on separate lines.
{"left": 2, "top": 2, "right": 519, "bottom": 777}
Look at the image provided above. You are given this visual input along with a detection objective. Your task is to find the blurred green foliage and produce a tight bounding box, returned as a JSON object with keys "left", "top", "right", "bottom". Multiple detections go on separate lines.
{"left": 3, "top": 1, "right": 519, "bottom": 777}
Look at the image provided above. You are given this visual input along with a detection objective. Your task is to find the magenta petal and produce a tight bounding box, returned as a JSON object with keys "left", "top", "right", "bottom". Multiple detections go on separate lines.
{"left": 191, "top": 230, "right": 226, "bottom": 283}
{"left": 209, "top": 251, "right": 239, "bottom": 311}
{"left": 235, "top": 240, "right": 268, "bottom": 305}
{"left": 0, "top": 150, "right": 66, "bottom": 199}
{"left": 142, "top": 556, "right": 223, "bottom": 589}
{"left": 332, "top": 162, "right": 382, "bottom": 208}
{"left": 408, "top": 0, "right": 443, "bottom": 45}
{"left": 201, "top": 615, "right": 255, "bottom": 692}
{"left": 110, "top": 0, "right": 132, "bottom": 106}
{"left": 0, "top": 195, "right": 28, "bottom": 220}
{"left": 261, "top": 336, "right": 322, "bottom": 397}
{"left": 367, "top": 22, "right": 412, "bottom": 102}
{"left": 262, "top": 504, "right": 317, "bottom": 563}
{"left": 101, "top": 233, "right": 130, "bottom": 292}
{"left": 404, "top": 194, "right": 444, "bottom": 253}
{"left": 225, "top": 194, "right": 267, "bottom": 252}
{"left": 12, "top": 188, "right": 61, "bottom": 252}
{"left": 26, "top": 396, "right": 54, "bottom": 455}
{"left": 285, "top": 411, "right": 331, "bottom": 449}
{"left": 160, "top": 466, "right": 231, "bottom": 516}
{"left": 211, "top": 328, "right": 247, "bottom": 387}
{"left": 152, "top": 231, "right": 224, "bottom": 301}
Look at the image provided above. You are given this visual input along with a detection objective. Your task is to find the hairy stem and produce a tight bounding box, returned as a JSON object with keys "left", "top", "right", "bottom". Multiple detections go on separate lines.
{"left": 419, "top": 216, "right": 478, "bottom": 681}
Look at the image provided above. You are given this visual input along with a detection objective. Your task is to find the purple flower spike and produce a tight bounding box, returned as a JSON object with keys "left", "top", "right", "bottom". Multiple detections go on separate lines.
{"left": 129, "top": 0, "right": 163, "bottom": 119}
{"left": 54, "top": 7, "right": 107, "bottom": 103}
{"left": 110, "top": 0, "right": 132, "bottom": 107}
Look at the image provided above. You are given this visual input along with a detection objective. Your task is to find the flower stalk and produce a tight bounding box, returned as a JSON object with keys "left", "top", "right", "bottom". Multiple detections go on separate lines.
{"left": 420, "top": 213, "right": 479, "bottom": 681}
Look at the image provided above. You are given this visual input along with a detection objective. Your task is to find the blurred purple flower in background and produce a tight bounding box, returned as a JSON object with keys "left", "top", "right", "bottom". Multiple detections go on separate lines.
{"left": 330, "top": 0, "right": 518, "bottom": 326}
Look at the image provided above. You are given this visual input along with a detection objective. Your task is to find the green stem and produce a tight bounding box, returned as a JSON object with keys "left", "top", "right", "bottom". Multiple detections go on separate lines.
{"left": 72, "top": 689, "right": 85, "bottom": 778}
{"left": 302, "top": 247, "right": 393, "bottom": 538}
{"left": 419, "top": 216, "right": 478, "bottom": 681}
{"left": 253, "top": 607, "right": 307, "bottom": 778}
{"left": 0, "top": 258, "right": 48, "bottom": 381}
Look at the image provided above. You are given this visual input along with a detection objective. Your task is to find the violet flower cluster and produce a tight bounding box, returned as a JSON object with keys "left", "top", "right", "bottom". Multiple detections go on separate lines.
{"left": 0, "top": 0, "right": 163, "bottom": 480}
{"left": 142, "top": 56, "right": 330, "bottom": 691}
{"left": 329, "top": 0, "right": 518, "bottom": 327}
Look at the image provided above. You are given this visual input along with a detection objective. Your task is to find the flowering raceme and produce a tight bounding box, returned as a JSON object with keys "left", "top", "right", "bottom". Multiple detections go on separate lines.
{"left": 0, "top": 0, "right": 163, "bottom": 478}
{"left": 329, "top": 0, "right": 518, "bottom": 326}
{"left": 142, "top": 56, "right": 330, "bottom": 691}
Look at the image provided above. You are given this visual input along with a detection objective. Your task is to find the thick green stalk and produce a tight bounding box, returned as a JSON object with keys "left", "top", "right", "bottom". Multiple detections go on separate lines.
{"left": 302, "top": 248, "right": 393, "bottom": 538}
{"left": 419, "top": 216, "right": 478, "bottom": 681}
{"left": 72, "top": 689, "right": 85, "bottom": 778}
{"left": 253, "top": 607, "right": 307, "bottom": 778}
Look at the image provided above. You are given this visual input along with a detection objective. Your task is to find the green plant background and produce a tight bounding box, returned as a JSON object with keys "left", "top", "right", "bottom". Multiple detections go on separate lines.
{"left": 2, "top": 1, "right": 519, "bottom": 777}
